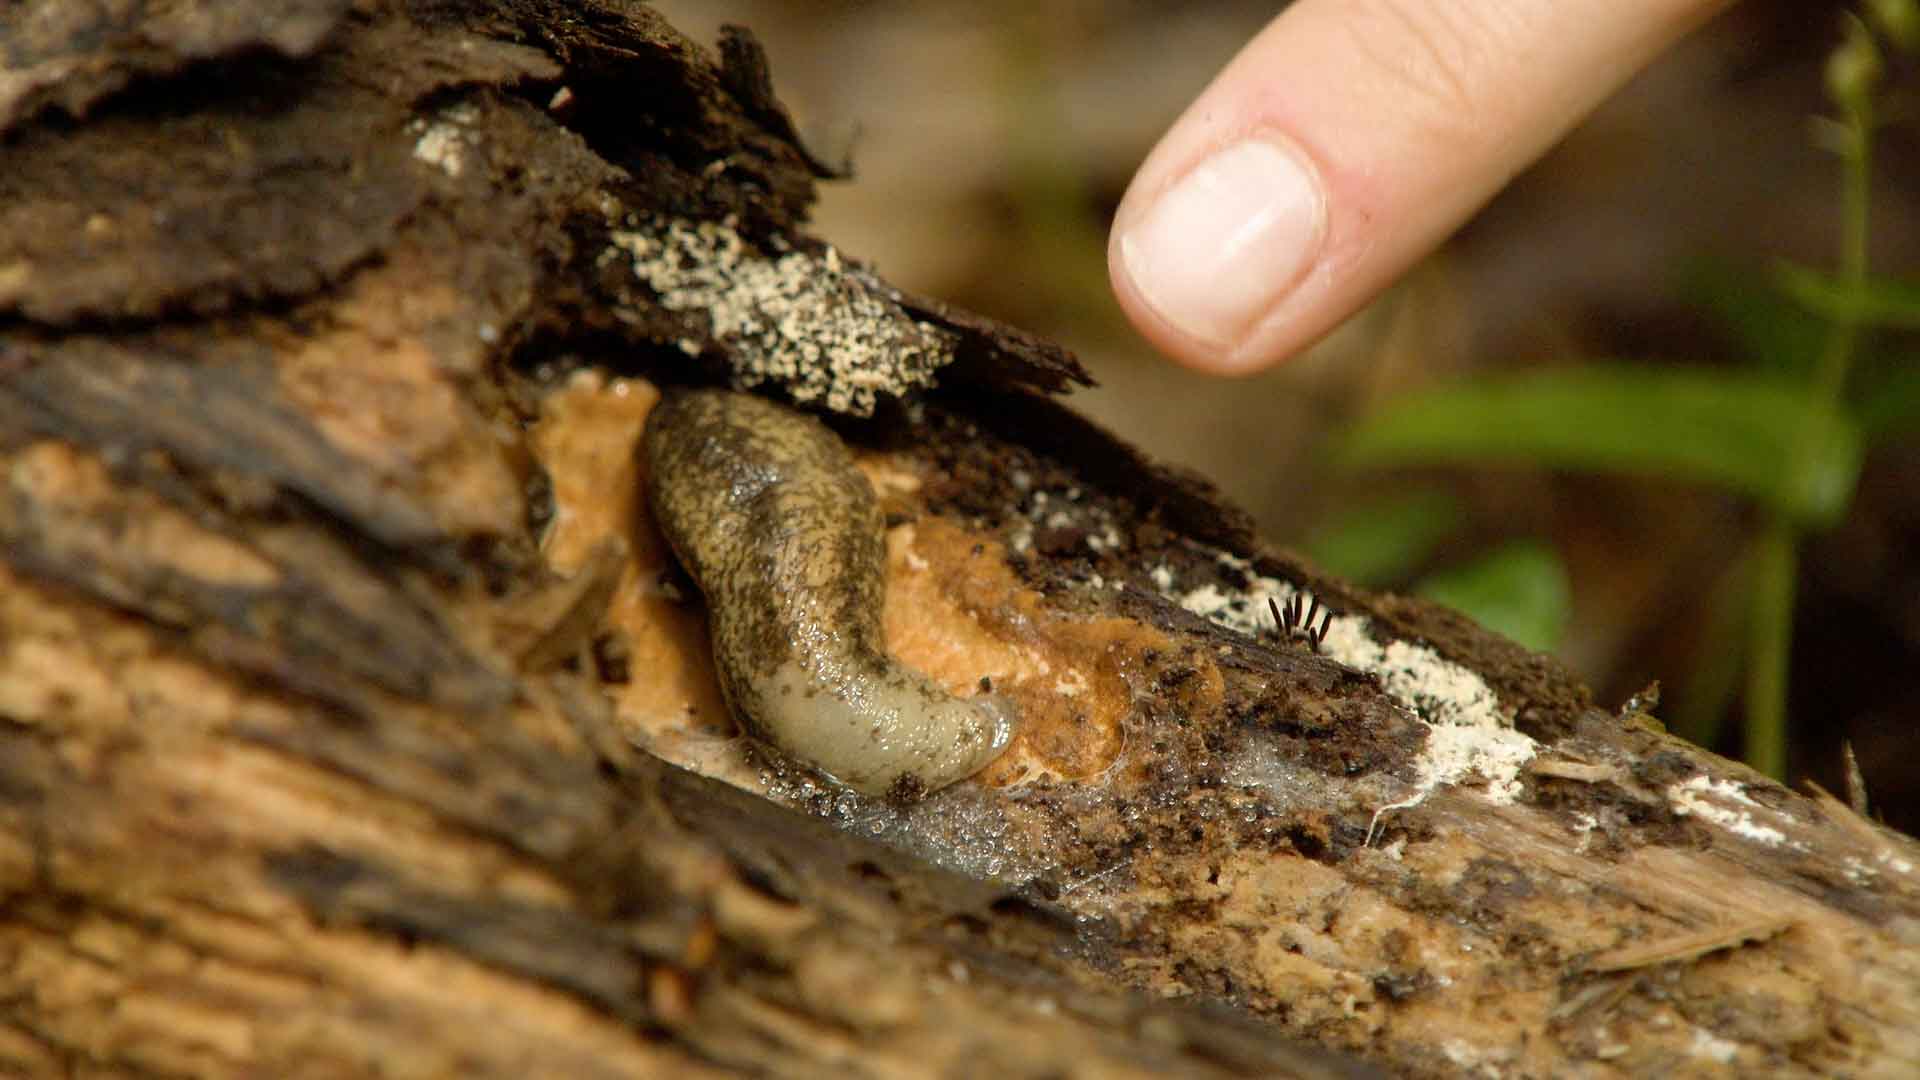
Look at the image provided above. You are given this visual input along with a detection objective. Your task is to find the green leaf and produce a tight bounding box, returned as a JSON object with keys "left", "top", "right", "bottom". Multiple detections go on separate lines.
{"left": 1416, "top": 541, "right": 1571, "bottom": 653}
{"left": 1773, "top": 261, "right": 1920, "bottom": 329}
{"left": 1854, "top": 363, "right": 1920, "bottom": 443}
{"left": 1335, "top": 366, "right": 1864, "bottom": 527}
{"left": 1683, "top": 260, "right": 1825, "bottom": 377}
{"left": 1301, "top": 491, "right": 1463, "bottom": 586}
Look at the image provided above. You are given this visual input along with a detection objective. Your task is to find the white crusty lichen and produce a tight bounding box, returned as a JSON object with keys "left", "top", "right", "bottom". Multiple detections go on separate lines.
{"left": 1163, "top": 552, "right": 1537, "bottom": 837}
{"left": 1003, "top": 486, "right": 1131, "bottom": 563}
{"left": 409, "top": 103, "right": 482, "bottom": 178}
{"left": 1666, "top": 774, "right": 1796, "bottom": 848}
{"left": 606, "top": 215, "right": 957, "bottom": 416}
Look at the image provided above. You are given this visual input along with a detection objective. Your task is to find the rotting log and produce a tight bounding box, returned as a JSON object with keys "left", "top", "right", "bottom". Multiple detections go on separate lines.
{"left": 1, "top": 3, "right": 1917, "bottom": 1078}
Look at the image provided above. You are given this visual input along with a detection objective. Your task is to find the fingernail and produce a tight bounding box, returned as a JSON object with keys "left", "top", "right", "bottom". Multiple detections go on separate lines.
{"left": 1118, "top": 136, "right": 1326, "bottom": 357}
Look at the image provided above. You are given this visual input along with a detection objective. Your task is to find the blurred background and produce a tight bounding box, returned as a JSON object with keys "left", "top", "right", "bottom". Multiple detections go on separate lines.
{"left": 653, "top": 0, "right": 1920, "bottom": 831}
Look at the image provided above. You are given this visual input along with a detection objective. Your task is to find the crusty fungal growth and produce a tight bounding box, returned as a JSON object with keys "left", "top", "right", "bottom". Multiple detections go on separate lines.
{"left": 409, "top": 103, "right": 482, "bottom": 178}
{"left": 608, "top": 216, "right": 956, "bottom": 416}
{"left": 1163, "top": 550, "right": 1536, "bottom": 828}
{"left": 644, "top": 388, "right": 1013, "bottom": 795}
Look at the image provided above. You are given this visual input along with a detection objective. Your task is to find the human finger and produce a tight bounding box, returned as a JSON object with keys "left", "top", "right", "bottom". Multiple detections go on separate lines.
{"left": 1108, "top": 0, "right": 1733, "bottom": 375}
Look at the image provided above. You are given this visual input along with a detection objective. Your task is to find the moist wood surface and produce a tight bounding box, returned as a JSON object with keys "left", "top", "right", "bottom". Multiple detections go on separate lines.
{"left": 1, "top": 2, "right": 1916, "bottom": 1078}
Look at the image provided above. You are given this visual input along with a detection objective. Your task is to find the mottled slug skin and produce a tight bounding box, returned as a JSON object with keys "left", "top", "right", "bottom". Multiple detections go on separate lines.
{"left": 644, "top": 389, "right": 1012, "bottom": 796}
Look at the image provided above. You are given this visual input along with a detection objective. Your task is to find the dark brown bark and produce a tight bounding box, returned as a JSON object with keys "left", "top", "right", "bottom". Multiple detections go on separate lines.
{"left": 1, "top": 3, "right": 1916, "bottom": 1078}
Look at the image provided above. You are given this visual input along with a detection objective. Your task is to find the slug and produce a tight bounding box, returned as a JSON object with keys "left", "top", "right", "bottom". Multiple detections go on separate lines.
{"left": 643, "top": 389, "right": 1013, "bottom": 796}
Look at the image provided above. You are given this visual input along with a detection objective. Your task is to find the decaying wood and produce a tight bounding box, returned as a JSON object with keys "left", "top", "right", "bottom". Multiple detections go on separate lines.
{"left": 2, "top": 2, "right": 1918, "bottom": 1078}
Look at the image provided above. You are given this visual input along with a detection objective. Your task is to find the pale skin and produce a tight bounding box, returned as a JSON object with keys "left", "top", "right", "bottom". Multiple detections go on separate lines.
{"left": 1108, "top": 0, "right": 1737, "bottom": 376}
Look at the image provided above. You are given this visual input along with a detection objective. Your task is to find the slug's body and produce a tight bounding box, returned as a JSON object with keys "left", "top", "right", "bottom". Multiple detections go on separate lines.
{"left": 644, "top": 389, "right": 1012, "bottom": 796}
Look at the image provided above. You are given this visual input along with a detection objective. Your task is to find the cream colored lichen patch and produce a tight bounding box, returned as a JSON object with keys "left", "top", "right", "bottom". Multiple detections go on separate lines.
{"left": 1667, "top": 774, "right": 1799, "bottom": 848}
{"left": 408, "top": 103, "right": 481, "bottom": 178}
{"left": 604, "top": 215, "right": 956, "bottom": 416}
{"left": 1161, "top": 551, "right": 1535, "bottom": 835}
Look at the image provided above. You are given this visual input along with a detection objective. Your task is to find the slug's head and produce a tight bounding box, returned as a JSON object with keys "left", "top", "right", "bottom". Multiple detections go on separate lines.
{"left": 870, "top": 688, "right": 1015, "bottom": 798}
{"left": 748, "top": 661, "right": 1016, "bottom": 798}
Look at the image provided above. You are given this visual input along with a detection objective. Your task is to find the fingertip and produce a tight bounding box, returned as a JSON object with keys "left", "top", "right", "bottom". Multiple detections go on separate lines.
{"left": 1111, "top": 0, "right": 1731, "bottom": 377}
{"left": 1108, "top": 132, "right": 1327, "bottom": 377}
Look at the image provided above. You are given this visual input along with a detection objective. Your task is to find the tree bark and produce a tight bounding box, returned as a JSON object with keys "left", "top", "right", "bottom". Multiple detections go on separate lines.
{"left": 1, "top": 3, "right": 1916, "bottom": 1078}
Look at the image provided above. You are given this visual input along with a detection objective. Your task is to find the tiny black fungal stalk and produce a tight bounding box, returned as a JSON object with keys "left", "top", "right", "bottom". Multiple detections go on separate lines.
{"left": 1270, "top": 593, "right": 1333, "bottom": 654}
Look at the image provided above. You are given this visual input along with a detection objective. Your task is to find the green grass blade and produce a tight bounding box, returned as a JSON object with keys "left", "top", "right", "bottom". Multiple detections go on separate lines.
{"left": 1334, "top": 366, "right": 1864, "bottom": 527}
{"left": 1416, "top": 541, "right": 1571, "bottom": 653}
{"left": 1774, "top": 260, "right": 1920, "bottom": 329}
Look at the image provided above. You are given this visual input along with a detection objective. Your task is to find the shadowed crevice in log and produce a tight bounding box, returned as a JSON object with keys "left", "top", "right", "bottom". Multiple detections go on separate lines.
{"left": 932, "top": 385, "right": 1258, "bottom": 553}
{"left": 0, "top": 341, "right": 451, "bottom": 557}
{"left": 650, "top": 754, "right": 1035, "bottom": 928}
{"left": 229, "top": 703, "right": 629, "bottom": 868}
{"left": 0, "top": 347, "right": 515, "bottom": 715}
{"left": 0, "top": 11, "right": 562, "bottom": 323}
{"left": 879, "top": 276, "right": 1097, "bottom": 396}
{"left": 264, "top": 844, "right": 655, "bottom": 1026}
{"left": 493, "top": 0, "right": 820, "bottom": 235}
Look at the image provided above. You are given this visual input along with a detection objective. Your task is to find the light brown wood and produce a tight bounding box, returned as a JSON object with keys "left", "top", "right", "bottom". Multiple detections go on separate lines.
{"left": 1, "top": 2, "right": 1916, "bottom": 1078}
